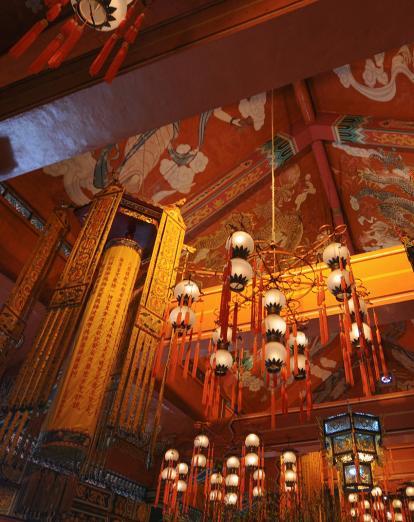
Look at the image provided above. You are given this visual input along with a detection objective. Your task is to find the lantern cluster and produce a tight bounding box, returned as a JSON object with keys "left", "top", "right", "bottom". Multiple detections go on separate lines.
{"left": 406, "top": 483, "right": 414, "bottom": 514}
{"left": 210, "top": 326, "right": 233, "bottom": 377}
{"left": 323, "top": 242, "right": 351, "bottom": 302}
{"left": 224, "top": 456, "right": 240, "bottom": 508}
{"left": 323, "top": 412, "right": 382, "bottom": 493}
{"left": 281, "top": 450, "right": 297, "bottom": 492}
{"left": 227, "top": 231, "right": 254, "bottom": 293}
{"left": 169, "top": 279, "right": 200, "bottom": 332}
{"left": 155, "top": 448, "right": 182, "bottom": 517}
{"left": 263, "top": 288, "right": 287, "bottom": 374}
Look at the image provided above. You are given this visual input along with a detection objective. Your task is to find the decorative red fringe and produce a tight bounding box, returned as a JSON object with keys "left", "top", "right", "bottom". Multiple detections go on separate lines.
{"left": 373, "top": 309, "right": 388, "bottom": 377}
{"left": 48, "top": 20, "right": 85, "bottom": 69}
{"left": 271, "top": 374, "right": 277, "bottom": 429}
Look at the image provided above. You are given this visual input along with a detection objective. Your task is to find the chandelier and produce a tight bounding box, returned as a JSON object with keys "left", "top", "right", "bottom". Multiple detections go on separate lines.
{"left": 9, "top": 0, "right": 147, "bottom": 82}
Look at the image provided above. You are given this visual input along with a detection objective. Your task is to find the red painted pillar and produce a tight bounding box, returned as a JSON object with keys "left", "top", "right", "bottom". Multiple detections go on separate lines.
{"left": 293, "top": 80, "right": 355, "bottom": 253}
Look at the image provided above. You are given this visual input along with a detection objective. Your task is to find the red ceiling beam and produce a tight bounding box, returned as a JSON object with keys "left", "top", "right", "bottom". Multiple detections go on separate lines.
{"left": 293, "top": 79, "right": 355, "bottom": 252}
{"left": 2, "top": 0, "right": 414, "bottom": 179}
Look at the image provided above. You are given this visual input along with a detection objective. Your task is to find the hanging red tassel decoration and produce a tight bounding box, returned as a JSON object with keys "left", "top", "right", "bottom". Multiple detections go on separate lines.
{"left": 9, "top": 1, "right": 69, "bottom": 59}
{"left": 191, "top": 310, "right": 203, "bottom": 379}
{"left": 305, "top": 346, "right": 312, "bottom": 420}
{"left": 28, "top": 19, "right": 73, "bottom": 74}
{"left": 285, "top": 323, "right": 291, "bottom": 378}
{"left": 373, "top": 308, "right": 389, "bottom": 378}
{"left": 317, "top": 269, "right": 329, "bottom": 345}
{"left": 281, "top": 367, "right": 288, "bottom": 414}
{"left": 366, "top": 311, "right": 380, "bottom": 381}
{"left": 250, "top": 258, "right": 257, "bottom": 331}
{"left": 48, "top": 19, "right": 85, "bottom": 68}
{"left": 104, "top": 13, "right": 145, "bottom": 83}
{"left": 271, "top": 373, "right": 277, "bottom": 429}
{"left": 89, "top": 3, "right": 138, "bottom": 76}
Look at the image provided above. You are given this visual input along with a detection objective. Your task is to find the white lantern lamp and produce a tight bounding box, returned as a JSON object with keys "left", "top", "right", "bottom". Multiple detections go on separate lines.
{"left": 169, "top": 306, "right": 196, "bottom": 332}
{"left": 194, "top": 434, "right": 210, "bottom": 449}
{"left": 165, "top": 449, "right": 179, "bottom": 463}
{"left": 226, "top": 456, "right": 240, "bottom": 471}
{"left": 245, "top": 433, "right": 260, "bottom": 449}
{"left": 349, "top": 322, "right": 373, "bottom": 347}
{"left": 245, "top": 452, "right": 259, "bottom": 468}
{"left": 210, "top": 349, "right": 233, "bottom": 376}
{"left": 264, "top": 314, "right": 286, "bottom": 342}
{"left": 177, "top": 462, "right": 188, "bottom": 476}
{"left": 192, "top": 453, "right": 207, "bottom": 469}
{"left": 174, "top": 279, "right": 201, "bottom": 305}
{"left": 265, "top": 341, "right": 286, "bottom": 373}
{"left": 212, "top": 326, "right": 233, "bottom": 348}
{"left": 227, "top": 231, "right": 254, "bottom": 259}
{"left": 323, "top": 242, "right": 350, "bottom": 270}
{"left": 290, "top": 353, "right": 307, "bottom": 380}
{"left": 327, "top": 269, "right": 352, "bottom": 302}
{"left": 229, "top": 257, "right": 253, "bottom": 292}
{"left": 264, "top": 288, "right": 286, "bottom": 314}
{"left": 288, "top": 331, "right": 309, "bottom": 350}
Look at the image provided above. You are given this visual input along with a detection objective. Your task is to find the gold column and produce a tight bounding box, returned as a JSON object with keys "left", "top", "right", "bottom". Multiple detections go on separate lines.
{"left": 40, "top": 238, "right": 142, "bottom": 465}
{"left": 0, "top": 208, "right": 69, "bottom": 372}
{"left": 0, "top": 185, "right": 123, "bottom": 473}
{"left": 109, "top": 205, "right": 186, "bottom": 436}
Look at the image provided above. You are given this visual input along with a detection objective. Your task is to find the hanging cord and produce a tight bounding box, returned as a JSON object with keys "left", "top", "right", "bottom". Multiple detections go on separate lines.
{"left": 271, "top": 89, "right": 276, "bottom": 245}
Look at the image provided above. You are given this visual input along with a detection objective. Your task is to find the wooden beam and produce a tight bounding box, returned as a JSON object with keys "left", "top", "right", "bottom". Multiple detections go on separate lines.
{"left": 2, "top": 0, "right": 414, "bottom": 178}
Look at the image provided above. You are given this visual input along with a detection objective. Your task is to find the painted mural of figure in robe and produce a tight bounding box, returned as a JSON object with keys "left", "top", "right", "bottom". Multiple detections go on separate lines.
{"left": 44, "top": 93, "right": 267, "bottom": 206}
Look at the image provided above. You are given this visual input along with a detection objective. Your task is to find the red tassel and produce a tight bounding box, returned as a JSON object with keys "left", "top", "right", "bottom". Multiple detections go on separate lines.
{"left": 285, "top": 324, "right": 291, "bottom": 378}
{"left": 90, "top": 35, "right": 119, "bottom": 76}
{"left": 232, "top": 303, "right": 238, "bottom": 343}
{"left": 104, "top": 13, "right": 144, "bottom": 83}
{"left": 29, "top": 29, "right": 67, "bottom": 74}
{"left": 9, "top": 20, "right": 49, "bottom": 58}
{"left": 271, "top": 374, "right": 277, "bottom": 429}
{"left": 373, "top": 309, "right": 388, "bottom": 377}
{"left": 48, "top": 20, "right": 85, "bottom": 68}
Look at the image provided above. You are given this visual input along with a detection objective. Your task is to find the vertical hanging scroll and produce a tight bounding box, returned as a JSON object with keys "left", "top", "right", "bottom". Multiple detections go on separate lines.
{"left": 0, "top": 208, "right": 69, "bottom": 372}
{"left": 0, "top": 184, "right": 124, "bottom": 470}
{"left": 40, "top": 239, "right": 142, "bottom": 467}
{"left": 109, "top": 205, "right": 186, "bottom": 436}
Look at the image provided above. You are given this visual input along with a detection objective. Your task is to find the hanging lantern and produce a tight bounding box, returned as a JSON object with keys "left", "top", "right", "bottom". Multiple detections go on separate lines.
{"left": 212, "top": 326, "right": 233, "bottom": 348}
{"left": 348, "top": 296, "right": 367, "bottom": 321}
{"left": 264, "top": 288, "right": 286, "bottom": 314}
{"left": 285, "top": 469, "right": 297, "bottom": 487}
{"left": 194, "top": 434, "right": 210, "bottom": 449}
{"left": 174, "top": 279, "right": 201, "bottom": 305}
{"left": 349, "top": 322, "right": 373, "bottom": 347}
{"left": 224, "top": 492, "right": 238, "bottom": 506}
{"left": 71, "top": 0, "right": 128, "bottom": 31}
{"left": 288, "top": 331, "right": 308, "bottom": 350}
{"left": 392, "top": 499, "right": 403, "bottom": 509}
{"left": 210, "top": 349, "right": 233, "bottom": 376}
{"left": 363, "top": 500, "right": 370, "bottom": 509}
{"left": 165, "top": 449, "right": 179, "bottom": 462}
{"left": 282, "top": 451, "right": 297, "bottom": 465}
{"left": 264, "top": 314, "right": 287, "bottom": 341}
{"left": 323, "top": 412, "right": 381, "bottom": 466}
{"left": 406, "top": 484, "right": 414, "bottom": 497}
{"left": 253, "top": 469, "right": 265, "bottom": 481}
{"left": 210, "top": 473, "right": 223, "bottom": 485}
{"left": 245, "top": 433, "right": 260, "bottom": 449}
{"left": 177, "top": 462, "right": 189, "bottom": 476}
{"left": 327, "top": 269, "right": 352, "bottom": 301}
{"left": 253, "top": 486, "right": 264, "bottom": 498}
{"left": 265, "top": 341, "right": 286, "bottom": 373}
{"left": 371, "top": 486, "right": 382, "bottom": 497}
{"left": 323, "top": 242, "right": 350, "bottom": 270}
{"left": 192, "top": 453, "right": 207, "bottom": 469}
{"left": 229, "top": 258, "right": 253, "bottom": 292}
{"left": 227, "top": 231, "right": 255, "bottom": 259}
{"left": 409, "top": 500, "right": 414, "bottom": 511}
{"left": 210, "top": 490, "right": 223, "bottom": 502}
{"left": 161, "top": 467, "right": 177, "bottom": 481}
{"left": 350, "top": 508, "right": 358, "bottom": 518}
{"left": 176, "top": 479, "right": 187, "bottom": 492}
{"left": 225, "top": 474, "right": 240, "bottom": 487}
{"left": 245, "top": 453, "right": 259, "bottom": 468}
{"left": 348, "top": 493, "right": 358, "bottom": 503}
{"left": 362, "top": 515, "right": 372, "bottom": 522}
{"left": 169, "top": 306, "right": 196, "bottom": 331}
{"left": 290, "top": 354, "right": 307, "bottom": 380}
{"left": 323, "top": 412, "right": 381, "bottom": 492}
{"left": 226, "top": 456, "right": 240, "bottom": 470}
